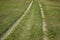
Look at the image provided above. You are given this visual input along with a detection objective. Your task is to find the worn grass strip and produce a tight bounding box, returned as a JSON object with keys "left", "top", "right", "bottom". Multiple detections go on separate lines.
{"left": 5, "top": 1, "right": 43, "bottom": 40}
{"left": 18, "top": 1, "right": 43, "bottom": 40}
{"left": 0, "top": 1, "right": 33, "bottom": 40}
{"left": 5, "top": 2, "right": 34, "bottom": 40}
{"left": 39, "top": 2, "right": 48, "bottom": 40}
{"left": 0, "top": 0, "right": 31, "bottom": 36}
{"left": 39, "top": 0, "right": 60, "bottom": 40}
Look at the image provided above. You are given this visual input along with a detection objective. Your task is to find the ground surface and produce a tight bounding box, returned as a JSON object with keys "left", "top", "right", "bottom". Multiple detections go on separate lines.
{"left": 39, "top": 0, "right": 60, "bottom": 40}
{"left": 0, "top": 0, "right": 60, "bottom": 40}
{"left": 0, "top": 0, "right": 31, "bottom": 37}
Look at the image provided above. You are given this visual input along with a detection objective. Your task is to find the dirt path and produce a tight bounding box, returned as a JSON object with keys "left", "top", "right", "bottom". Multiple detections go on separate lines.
{"left": 39, "top": 3, "right": 48, "bottom": 40}
{"left": 0, "top": 1, "right": 33, "bottom": 40}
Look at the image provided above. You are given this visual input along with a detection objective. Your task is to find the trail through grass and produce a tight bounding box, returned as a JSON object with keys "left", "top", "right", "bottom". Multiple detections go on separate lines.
{"left": 39, "top": 2, "right": 48, "bottom": 40}
{"left": 5, "top": 1, "right": 43, "bottom": 40}
{"left": 39, "top": 0, "right": 60, "bottom": 40}
{"left": 0, "top": 0, "right": 31, "bottom": 36}
{"left": 0, "top": 1, "right": 33, "bottom": 40}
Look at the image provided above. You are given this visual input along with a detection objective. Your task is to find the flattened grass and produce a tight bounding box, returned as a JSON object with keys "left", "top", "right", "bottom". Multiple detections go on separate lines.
{"left": 5, "top": 1, "right": 43, "bottom": 40}
{"left": 0, "top": 0, "right": 31, "bottom": 36}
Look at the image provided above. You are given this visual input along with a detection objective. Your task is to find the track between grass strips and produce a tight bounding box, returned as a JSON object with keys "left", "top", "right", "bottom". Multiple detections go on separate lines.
{"left": 0, "top": 1, "right": 33, "bottom": 40}
{"left": 39, "top": 2, "right": 48, "bottom": 40}
{"left": 18, "top": 12, "right": 34, "bottom": 40}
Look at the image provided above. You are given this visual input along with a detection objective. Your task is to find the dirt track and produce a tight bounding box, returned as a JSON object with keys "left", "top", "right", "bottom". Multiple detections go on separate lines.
{"left": 0, "top": 1, "right": 33, "bottom": 40}
{"left": 39, "top": 2, "right": 48, "bottom": 40}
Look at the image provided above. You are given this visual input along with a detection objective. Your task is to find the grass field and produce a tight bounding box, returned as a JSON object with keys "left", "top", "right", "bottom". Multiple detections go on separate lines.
{"left": 5, "top": 1, "right": 43, "bottom": 40}
{"left": 0, "top": 0, "right": 60, "bottom": 40}
{"left": 0, "top": 0, "right": 31, "bottom": 36}
{"left": 39, "top": 0, "right": 60, "bottom": 40}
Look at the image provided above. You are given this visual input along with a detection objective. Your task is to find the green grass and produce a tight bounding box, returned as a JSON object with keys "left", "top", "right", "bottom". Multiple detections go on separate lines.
{"left": 5, "top": 1, "right": 43, "bottom": 40}
{"left": 1, "top": 0, "right": 60, "bottom": 40}
{"left": 39, "top": 0, "right": 60, "bottom": 40}
{"left": 0, "top": 0, "right": 31, "bottom": 36}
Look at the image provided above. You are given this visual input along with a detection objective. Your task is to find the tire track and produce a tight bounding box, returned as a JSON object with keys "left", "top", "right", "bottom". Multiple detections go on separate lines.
{"left": 39, "top": 2, "right": 48, "bottom": 40}
{"left": 0, "top": 1, "right": 33, "bottom": 40}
